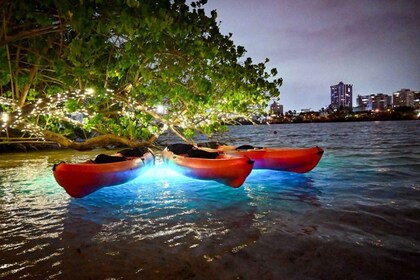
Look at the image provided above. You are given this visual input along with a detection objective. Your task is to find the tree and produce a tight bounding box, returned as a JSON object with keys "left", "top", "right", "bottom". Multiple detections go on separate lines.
{"left": 0, "top": 0, "right": 282, "bottom": 150}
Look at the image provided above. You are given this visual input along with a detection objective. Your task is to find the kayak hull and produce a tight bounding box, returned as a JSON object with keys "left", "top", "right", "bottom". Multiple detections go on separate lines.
{"left": 53, "top": 153, "right": 154, "bottom": 198}
{"left": 162, "top": 149, "right": 254, "bottom": 188}
{"left": 218, "top": 146, "right": 324, "bottom": 173}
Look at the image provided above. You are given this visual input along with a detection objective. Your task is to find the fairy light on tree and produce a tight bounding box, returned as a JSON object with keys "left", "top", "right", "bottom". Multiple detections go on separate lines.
{"left": 0, "top": 0, "right": 282, "bottom": 149}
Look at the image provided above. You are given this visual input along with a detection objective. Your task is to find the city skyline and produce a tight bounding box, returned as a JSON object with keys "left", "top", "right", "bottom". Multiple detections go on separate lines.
{"left": 203, "top": 0, "right": 420, "bottom": 111}
{"left": 272, "top": 85, "right": 419, "bottom": 113}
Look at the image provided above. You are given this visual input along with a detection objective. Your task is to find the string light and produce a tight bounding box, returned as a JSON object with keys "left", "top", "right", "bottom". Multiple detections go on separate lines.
{"left": 1, "top": 86, "right": 261, "bottom": 140}
{"left": 1, "top": 112, "right": 8, "bottom": 123}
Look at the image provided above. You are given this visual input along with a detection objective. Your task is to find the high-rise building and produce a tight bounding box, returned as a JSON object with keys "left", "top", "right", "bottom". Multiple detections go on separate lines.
{"left": 393, "top": 89, "right": 415, "bottom": 108}
{"left": 270, "top": 101, "right": 283, "bottom": 116}
{"left": 356, "top": 93, "right": 392, "bottom": 112}
{"left": 330, "top": 82, "right": 352, "bottom": 109}
{"left": 414, "top": 91, "right": 420, "bottom": 108}
{"left": 356, "top": 95, "right": 371, "bottom": 111}
{"left": 371, "top": 93, "right": 390, "bottom": 111}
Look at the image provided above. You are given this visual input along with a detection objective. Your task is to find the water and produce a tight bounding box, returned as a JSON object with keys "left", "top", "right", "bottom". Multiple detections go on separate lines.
{"left": 1, "top": 121, "right": 419, "bottom": 279}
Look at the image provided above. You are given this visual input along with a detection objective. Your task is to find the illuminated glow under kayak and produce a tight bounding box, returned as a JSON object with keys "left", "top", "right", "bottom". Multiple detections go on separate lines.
{"left": 162, "top": 147, "right": 254, "bottom": 188}
{"left": 217, "top": 145, "right": 324, "bottom": 173}
{"left": 53, "top": 150, "right": 155, "bottom": 198}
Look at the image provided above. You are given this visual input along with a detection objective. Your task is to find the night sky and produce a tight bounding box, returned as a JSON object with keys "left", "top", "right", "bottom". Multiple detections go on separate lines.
{"left": 204, "top": 0, "right": 420, "bottom": 111}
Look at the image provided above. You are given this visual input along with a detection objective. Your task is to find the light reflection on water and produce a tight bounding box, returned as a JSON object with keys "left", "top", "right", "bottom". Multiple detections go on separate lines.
{"left": 1, "top": 121, "right": 420, "bottom": 279}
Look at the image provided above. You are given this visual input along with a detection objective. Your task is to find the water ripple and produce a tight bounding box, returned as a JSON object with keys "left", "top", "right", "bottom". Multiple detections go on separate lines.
{"left": 1, "top": 121, "right": 419, "bottom": 279}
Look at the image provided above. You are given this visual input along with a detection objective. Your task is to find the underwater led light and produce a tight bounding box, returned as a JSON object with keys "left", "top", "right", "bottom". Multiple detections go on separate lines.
{"left": 151, "top": 164, "right": 189, "bottom": 180}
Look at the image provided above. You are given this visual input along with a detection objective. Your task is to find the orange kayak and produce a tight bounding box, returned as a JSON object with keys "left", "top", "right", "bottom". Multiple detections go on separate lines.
{"left": 217, "top": 145, "right": 324, "bottom": 173}
{"left": 162, "top": 145, "right": 254, "bottom": 188}
{"left": 53, "top": 149, "right": 155, "bottom": 198}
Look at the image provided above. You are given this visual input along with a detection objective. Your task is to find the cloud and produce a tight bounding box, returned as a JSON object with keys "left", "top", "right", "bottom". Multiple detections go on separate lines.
{"left": 205, "top": 0, "right": 420, "bottom": 110}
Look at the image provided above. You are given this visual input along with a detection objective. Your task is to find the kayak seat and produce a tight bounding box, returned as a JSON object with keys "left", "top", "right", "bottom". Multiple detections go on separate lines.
{"left": 118, "top": 147, "right": 148, "bottom": 157}
{"left": 167, "top": 143, "right": 220, "bottom": 159}
{"left": 197, "top": 141, "right": 226, "bottom": 149}
{"left": 187, "top": 149, "right": 219, "bottom": 159}
{"left": 167, "top": 143, "right": 194, "bottom": 155}
{"left": 235, "top": 145, "right": 263, "bottom": 150}
{"left": 94, "top": 154, "right": 126, "bottom": 164}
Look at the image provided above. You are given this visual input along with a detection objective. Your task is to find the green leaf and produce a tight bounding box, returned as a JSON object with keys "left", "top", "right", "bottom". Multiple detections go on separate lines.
{"left": 0, "top": 0, "right": 282, "bottom": 145}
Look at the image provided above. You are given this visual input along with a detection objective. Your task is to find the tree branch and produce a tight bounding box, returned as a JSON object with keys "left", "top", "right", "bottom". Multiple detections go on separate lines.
{"left": 43, "top": 130, "right": 155, "bottom": 150}
{"left": 0, "top": 24, "right": 65, "bottom": 46}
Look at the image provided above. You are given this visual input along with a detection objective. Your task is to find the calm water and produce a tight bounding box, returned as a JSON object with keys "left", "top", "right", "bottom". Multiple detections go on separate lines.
{"left": 1, "top": 121, "right": 419, "bottom": 279}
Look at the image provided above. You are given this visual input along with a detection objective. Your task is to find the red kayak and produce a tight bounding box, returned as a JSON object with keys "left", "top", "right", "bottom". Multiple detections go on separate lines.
{"left": 162, "top": 144, "right": 254, "bottom": 188}
{"left": 217, "top": 145, "right": 324, "bottom": 173}
{"left": 53, "top": 148, "right": 155, "bottom": 198}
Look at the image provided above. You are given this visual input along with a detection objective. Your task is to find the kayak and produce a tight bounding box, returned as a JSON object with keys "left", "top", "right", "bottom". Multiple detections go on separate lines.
{"left": 162, "top": 144, "right": 254, "bottom": 188}
{"left": 217, "top": 145, "right": 324, "bottom": 173}
{"left": 53, "top": 148, "right": 155, "bottom": 198}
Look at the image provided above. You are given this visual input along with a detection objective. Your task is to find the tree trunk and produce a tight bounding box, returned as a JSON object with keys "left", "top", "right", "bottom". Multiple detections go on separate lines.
{"left": 43, "top": 130, "right": 156, "bottom": 150}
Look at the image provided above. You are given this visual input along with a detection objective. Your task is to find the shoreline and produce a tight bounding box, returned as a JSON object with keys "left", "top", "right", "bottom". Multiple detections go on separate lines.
{"left": 1, "top": 119, "right": 418, "bottom": 153}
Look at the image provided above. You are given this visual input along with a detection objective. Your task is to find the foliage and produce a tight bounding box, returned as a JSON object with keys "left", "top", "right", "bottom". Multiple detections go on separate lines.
{"left": 0, "top": 0, "right": 282, "bottom": 148}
